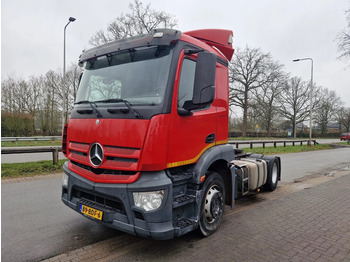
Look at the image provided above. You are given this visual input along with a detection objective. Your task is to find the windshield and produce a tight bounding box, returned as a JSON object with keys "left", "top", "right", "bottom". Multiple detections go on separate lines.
{"left": 76, "top": 46, "right": 174, "bottom": 105}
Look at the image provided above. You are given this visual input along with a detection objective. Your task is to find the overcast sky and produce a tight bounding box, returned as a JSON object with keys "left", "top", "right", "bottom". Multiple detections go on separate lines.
{"left": 2, "top": 0, "right": 350, "bottom": 106}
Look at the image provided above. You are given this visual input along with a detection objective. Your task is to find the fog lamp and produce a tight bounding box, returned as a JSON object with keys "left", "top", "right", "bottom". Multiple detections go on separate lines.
{"left": 133, "top": 190, "right": 165, "bottom": 211}
{"left": 62, "top": 173, "right": 69, "bottom": 187}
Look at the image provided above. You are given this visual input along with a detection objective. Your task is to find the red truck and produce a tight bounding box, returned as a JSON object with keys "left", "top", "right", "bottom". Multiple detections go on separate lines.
{"left": 61, "top": 28, "right": 281, "bottom": 239}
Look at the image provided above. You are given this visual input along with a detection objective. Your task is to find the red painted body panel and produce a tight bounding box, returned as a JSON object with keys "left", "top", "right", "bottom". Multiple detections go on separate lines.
{"left": 68, "top": 161, "right": 141, "bottom": 183}
{"left": 167, "top": 50, "right": 217, "bottom": 168}
{"left": 66, "top": 115, "right": 173, "bottom": 182}
{"left": 67, "top": 118, "right": 148, "bottom": 149}
{"left": 184, "top": 29, "right": 234, "bottom": 60}
{"left": 215, "top": 64, "right": 230, "bottom": 142}
{"left": 165, "top": 39, "right": 230, "bottom": 168}
{"left": 66, "top": 118, "right": 149, "bottom": 182}
{"left": 139, "top": 114, "right": 171, "bottom": 171}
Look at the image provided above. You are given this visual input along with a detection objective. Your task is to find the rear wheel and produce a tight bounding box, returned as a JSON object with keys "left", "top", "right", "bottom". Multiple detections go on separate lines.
{"left": 198, "top": 172, "right": 225, "bottom": 237}
{"left": 264, "top": 159, "right": 279, "bottom": 191}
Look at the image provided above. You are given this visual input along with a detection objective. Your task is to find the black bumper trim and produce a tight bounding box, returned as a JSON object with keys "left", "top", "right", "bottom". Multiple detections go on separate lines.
{"left": 61, "top": 161, "right": 176, "bottom": 240}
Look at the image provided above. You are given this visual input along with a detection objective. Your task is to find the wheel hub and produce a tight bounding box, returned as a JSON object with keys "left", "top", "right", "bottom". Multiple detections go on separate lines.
{"left": 204, "top": 185, "right": 223, "bottom": 223}
{"left": 272, "top": 163, "right": 278, "bottom": 184}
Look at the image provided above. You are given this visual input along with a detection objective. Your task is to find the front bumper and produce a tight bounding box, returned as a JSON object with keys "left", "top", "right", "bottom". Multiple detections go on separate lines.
{"left": 61, "top": 161, "right": 176, "bottom": 240}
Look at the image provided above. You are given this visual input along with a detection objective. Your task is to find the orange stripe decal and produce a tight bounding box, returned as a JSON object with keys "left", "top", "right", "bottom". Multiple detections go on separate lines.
{"left": 166, "top": 140, "right": 228, "bottom": 168}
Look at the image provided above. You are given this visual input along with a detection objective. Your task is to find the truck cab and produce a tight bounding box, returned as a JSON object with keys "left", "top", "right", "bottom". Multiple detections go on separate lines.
{"left": 61, "top": 28, "right": 281, "bottom": 239}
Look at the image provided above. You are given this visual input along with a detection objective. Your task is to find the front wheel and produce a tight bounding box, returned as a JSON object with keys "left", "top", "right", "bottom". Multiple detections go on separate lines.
{"left": 198, "top": 172, "right": 225, "bottom": 237}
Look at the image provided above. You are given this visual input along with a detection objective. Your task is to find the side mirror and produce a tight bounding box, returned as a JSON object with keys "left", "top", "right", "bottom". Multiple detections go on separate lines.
{"left": 179, "top": 51, "right": 217, "bottom": 115}
{"left": 192, "top": 52, "right": 216, "bottom": 106}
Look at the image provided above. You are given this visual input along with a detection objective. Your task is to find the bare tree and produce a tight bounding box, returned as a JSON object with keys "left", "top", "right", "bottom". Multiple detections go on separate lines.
{"left": 278, "top": 77, "right": 314, "bottom": 138}
{"left": 229, "top": 46, "right": 282, "bottom": 136}
{"left": 314, "top": 88, "right": 342, "bottom": 136}
{"left": 1, "top": 75, "right": 43, "bottom": 135}
{"left": 1, "top": 75, "right": 41, "bottom": 116}
{"left": 2, "top": 65, "right": 82, "bottom": 135}
{"left": 38, "top": 70, "right": 62, "bottom": 135}
{"left": 12, "top": 79, "right": 28, "bottom": 113}
{"left": 22, "top": 76, "right": 44, "bottom": 133}
{"left": 1, "top": 76, "right": 16, "bottom": 113}
{"left": 341, "top": 107, "right": 350, "bottom": 132}
{"left": 65, "top": 63, "right": 82, "bottom": 112}
{"left": 251, "top": 69, "right": 286, "bottom": 136}
{"left": 336, "top": 9, "right": 350, "bottom": 62}
{"left": 335, "top": 107, "right": 345, "bottom": 132}
{"left": 90, "top": 0, "right": 178, "bottom": 46}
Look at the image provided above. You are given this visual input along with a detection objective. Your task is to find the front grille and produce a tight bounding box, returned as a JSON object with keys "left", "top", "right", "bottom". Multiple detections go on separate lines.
{"left": 68, "top": 141, "right": 141, "bottom": 171}
{"left": 71, "top": 161, "right": 137, "bottom": 176}
{"left": 106, "top": 156, "right": 137, "bottom": 162}
{"left": 72, "top": 188, "right": 125, "bottom": 213}
{"left": 70, "top": 150, "right": 87, "bottom": 157}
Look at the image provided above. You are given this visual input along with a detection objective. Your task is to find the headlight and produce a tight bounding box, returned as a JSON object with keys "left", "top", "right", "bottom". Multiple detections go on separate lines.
{"left": 133, "top": 190, "right": 165, "bottom": 211}
{"left": 62, "top": 173, "right": 69, "bottom": 188}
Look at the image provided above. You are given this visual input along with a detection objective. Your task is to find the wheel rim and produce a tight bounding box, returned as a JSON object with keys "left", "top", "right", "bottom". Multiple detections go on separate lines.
{"left": 204, "top": 185, "right": 224, "bottom": 223}
{"left": 272, "top": 162, "right": 278, "bottom": 184}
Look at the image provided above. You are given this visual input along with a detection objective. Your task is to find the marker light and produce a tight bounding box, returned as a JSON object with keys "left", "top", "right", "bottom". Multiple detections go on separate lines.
{"left": 153, "top": 32, "right": 164, "bottom": 38}
{"left": 133, "top": 190, "right": 165, "bottom": 211}
{"left": 228, "top": 34, "right": 233, "bottom": 45}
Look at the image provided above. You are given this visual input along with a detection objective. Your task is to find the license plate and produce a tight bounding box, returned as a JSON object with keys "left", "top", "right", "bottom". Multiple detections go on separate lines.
{"left": 80, "top": 204, "right": 103, "bottom": 220}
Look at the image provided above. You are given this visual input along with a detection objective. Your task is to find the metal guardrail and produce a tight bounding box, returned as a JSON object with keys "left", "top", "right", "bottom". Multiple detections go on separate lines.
{"left": 1, "top": 136, "right": 61, "bottom": 142}
{"left": 1, "top": 147, "right": 62, "bottom": 165}
{"left": 228, "top": 139, "right": 318, "bottom": 149}
{"left": 0, "top": 139, "right": 319, "bottom": 165}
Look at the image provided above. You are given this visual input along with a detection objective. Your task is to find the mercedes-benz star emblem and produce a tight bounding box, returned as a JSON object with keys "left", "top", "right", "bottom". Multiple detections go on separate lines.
{"left": 89, "top": 143, "right": 104, "bottom": 167}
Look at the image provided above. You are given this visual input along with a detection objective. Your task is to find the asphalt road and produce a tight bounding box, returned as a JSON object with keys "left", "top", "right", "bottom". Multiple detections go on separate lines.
{"left": 1, "top": 147, "right": 349, "bottom": 262}
{"left": 1, "top": 151, "right": 66, "bottom": 163}
{"left": 278, "top": 147, "right": 350, "bottom": 182}
{"left": 1, "top": 175, "right": 120, "bottom": 262}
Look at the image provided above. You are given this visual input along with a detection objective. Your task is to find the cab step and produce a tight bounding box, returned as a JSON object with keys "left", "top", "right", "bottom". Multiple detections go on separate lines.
{"left": 173, "top": 218, "right": 197, "bottom": 236}
{"left": 173, "top": 194, "right": 196, "bottom": 208}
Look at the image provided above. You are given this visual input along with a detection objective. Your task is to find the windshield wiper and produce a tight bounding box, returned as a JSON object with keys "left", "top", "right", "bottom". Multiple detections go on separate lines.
{"left": 94, "top": 99, "right": 143, "bottom": 119}
{"left": 74, "top": 100, "right": 103, "bottom": 118}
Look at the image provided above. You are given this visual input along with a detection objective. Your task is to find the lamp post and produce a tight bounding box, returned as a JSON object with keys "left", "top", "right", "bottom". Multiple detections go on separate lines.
{"left": 293, "top": 58, "right": 313, "bottom": 146}
{"left": 62, "top": 17, "right": 76, "bottom": 128}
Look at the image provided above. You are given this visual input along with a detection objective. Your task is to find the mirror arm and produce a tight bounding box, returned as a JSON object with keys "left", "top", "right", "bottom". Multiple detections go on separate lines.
{"left": 178, "top": 108, "right": 193, "bottom": 116}
{"left": 184, "top": 49, "right": 204, "bottom": 55}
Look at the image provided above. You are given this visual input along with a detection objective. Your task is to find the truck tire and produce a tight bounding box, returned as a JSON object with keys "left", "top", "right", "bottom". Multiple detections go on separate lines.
{"left": 263, "top": 158, "right": 279, "bottom": 191}
{"left": 198, "top": 172, "right": 225, "bottom": 237}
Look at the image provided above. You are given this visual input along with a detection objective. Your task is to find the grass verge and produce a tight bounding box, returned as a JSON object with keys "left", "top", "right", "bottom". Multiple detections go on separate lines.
{"left": 2, "top": 140, "right": 62, "bottom": 147}
{"left": 229, "top": 137, "right": 281, "bottom": 140}
{"left": 1, "top": 159, "right": 66, "bottom": 179}
{"left": 245, "top": 144, "right": 333, "bottom": 155}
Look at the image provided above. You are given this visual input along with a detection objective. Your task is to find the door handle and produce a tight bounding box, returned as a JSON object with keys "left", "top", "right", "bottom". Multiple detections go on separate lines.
{"left": 205, "top": 133, "right": 216, "bottom": 143}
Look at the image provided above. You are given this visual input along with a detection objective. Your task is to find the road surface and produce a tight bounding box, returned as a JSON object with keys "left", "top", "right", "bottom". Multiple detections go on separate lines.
{"left": 278, "top": 147, "right": 350, "bottom": 182}
{"left": 1, "top": 147, "right": 349, "bottom": 262}
{"left": 1, "top": 174, "right": 119, "bottom": 262}
{"left": 1, "top": 151, "right": 66, "bottom": 163}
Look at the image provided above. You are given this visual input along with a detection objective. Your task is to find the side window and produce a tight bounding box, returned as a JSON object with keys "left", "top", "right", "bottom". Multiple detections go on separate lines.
{"left": 178, "top": 58, "right": 196, "bottom": 108}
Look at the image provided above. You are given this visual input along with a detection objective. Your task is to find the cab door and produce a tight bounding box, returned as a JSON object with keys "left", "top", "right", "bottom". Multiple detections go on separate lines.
{"left": 167, "top": 51, "right": 218, "bottom": 168}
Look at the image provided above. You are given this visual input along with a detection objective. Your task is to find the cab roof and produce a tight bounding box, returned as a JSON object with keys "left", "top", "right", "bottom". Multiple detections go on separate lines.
{"left": 78, "top": 28, "right": 234, "bottom": 64}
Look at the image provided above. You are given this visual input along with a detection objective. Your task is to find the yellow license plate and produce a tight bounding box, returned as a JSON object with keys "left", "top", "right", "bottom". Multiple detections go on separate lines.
{"left": 80, "top": 204, "right": 103, "bottom": 220}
